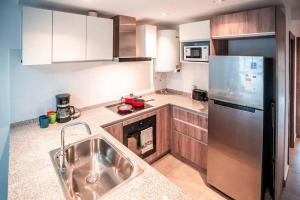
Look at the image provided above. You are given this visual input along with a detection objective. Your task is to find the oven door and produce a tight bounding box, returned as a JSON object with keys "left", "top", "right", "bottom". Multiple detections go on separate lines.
{"left": 123, "top": 115, "right": 156, "bottom": 158}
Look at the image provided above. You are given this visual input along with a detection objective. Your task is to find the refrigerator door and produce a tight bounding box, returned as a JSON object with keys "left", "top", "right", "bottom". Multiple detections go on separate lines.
{"left": 207, "top": 99, "right": 263, "bottom": 200}
{"left": 209, "top": 56, "right": 264, "bottom": 110}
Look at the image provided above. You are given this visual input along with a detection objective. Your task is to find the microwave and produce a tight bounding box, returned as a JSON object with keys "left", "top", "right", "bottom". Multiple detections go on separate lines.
{"left": 183, "top": 45, "right": 209, "bottom": 62}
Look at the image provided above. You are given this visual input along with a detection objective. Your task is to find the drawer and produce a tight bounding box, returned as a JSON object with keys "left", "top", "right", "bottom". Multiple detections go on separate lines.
{"left": 173, "top": 119, "right": 208, "bottom": 144}
{"left": 172, "top": 106, "right": 208, "bottom": 129}
{"left": 172, "top": 130, "right": 207, "bottom": 170}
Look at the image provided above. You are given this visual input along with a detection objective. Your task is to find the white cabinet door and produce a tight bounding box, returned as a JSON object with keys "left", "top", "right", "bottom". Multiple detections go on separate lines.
{"left": 179, "top": 20, "right": 210, "bottom": 42}
{"left": 53, "top": 11, "right": 86, "bottom": 62}
{"left": 136, "top": 25, "right": 157, "bottom": 58}
{"left": 22, "top": 7, "right": 52, "bottom": 65}
{"left": 86, "top": 16, "right": 113, "bottom": 60}
{"left": 156, "top": 30, "right": 179, "bottom": 72}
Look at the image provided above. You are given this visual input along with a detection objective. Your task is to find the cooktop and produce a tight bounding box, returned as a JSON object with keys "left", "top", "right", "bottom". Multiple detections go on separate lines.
{"left": 105, "top": 102, "right": 153, "bottom": 116}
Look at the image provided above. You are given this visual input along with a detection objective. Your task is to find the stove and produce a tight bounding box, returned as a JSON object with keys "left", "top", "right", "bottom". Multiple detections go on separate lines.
{"left": 106, "top": 102, "right": 153, "bottom": 116}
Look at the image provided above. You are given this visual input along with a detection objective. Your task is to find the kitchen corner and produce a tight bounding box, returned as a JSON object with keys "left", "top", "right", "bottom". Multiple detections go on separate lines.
{"left": 8, "top": 93, "right": 207, "bottom": 200}
{"left": 3, "top": 1, "right": 293, "bottom": 199}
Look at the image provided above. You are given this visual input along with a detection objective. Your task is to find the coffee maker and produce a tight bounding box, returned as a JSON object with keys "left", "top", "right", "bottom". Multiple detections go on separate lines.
{"left": 56, "top": 93, "right": 80, "bottom": 123}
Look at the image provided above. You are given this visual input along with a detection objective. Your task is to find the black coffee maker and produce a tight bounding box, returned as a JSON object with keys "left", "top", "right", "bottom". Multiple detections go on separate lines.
{"left": 56, "top": 93, "right": 78, "bottom": 123}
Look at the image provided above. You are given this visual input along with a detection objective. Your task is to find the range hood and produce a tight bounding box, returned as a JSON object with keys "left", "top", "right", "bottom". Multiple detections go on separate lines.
{"left": 112, "top": 15, "right": 152, "bottom": 62}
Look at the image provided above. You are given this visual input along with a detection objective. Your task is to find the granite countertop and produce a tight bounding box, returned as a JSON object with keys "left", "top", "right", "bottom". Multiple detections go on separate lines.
{"left": 8, "top": 93, "right": 208, "bottom": 200}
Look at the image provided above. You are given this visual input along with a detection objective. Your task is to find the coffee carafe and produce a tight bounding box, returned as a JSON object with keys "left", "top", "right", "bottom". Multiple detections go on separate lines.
{"left": 56, "top": 93, "right": 76, "bottom": 123}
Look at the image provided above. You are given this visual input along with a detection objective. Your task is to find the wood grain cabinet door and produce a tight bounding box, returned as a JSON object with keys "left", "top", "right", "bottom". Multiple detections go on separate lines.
{"left": 172, "top": 130, "right": 207, "bottom": 170}
{"left": 172, "top": 119, "right": 208, "bottom": 144}
{"left": 156, "top": 106, "right": 171, "bottom": 155}
{"left": 171, "top": 106, "right": 208, "bottom": 170}
{"left": 211, "top": 7, "right": 275, "bottom": 38}
{"left": 144, "top": 106, "right": 171, "bottom": 163}
{"left": 172, "top": 106, "right": 208, "bottom": 129}
{"left": 103, "top": 122, "right": 123, "bottom": 143}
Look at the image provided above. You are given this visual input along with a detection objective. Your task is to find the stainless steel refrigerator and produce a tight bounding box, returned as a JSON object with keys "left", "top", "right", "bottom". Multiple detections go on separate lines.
{"left": 207, "top": 56, "right": 275, "bottom": 200}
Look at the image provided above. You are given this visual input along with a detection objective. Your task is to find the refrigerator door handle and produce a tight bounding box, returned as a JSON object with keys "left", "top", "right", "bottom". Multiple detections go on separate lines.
{"left": 213, "top": 99, "right": 256, "bottom": 113}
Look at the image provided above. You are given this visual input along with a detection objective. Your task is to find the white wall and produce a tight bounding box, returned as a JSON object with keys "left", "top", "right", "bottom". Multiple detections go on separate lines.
{"left": 166, "top": 63, "right": 209, "bottom": 93}
{"left": 284, "top": 3, "right": 291, "bottom": 181}
{"left": 10, "top": 51, "right": 154, "bottom": 123}
{"left": 0, "top": 1, "right": 20, "bottom": 199}
{"left": 291, "top": 20, "right": 300, "bottom": 141}
{"left": 0, "top": 1, "right": 20, "bottom": 126}
{"left": 291, "top": 20, "right": 300, "bottom": 36}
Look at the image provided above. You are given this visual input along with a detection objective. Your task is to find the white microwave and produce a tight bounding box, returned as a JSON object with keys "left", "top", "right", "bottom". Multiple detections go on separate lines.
{"left": 183, "top": 45, "right": 209, "bottom": 62}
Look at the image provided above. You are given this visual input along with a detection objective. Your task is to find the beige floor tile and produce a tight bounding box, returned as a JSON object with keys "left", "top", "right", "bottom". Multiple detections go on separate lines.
{"left": 166, "top": 163, "right": 207, "bottom": 199}
{"left": 152, "top": 154, "right": 182, "bottom": 175}
{"left": 198, "top": 187, "right": 229, "bottom": 200}
{"left": 197, "top": 193, "right": 214, "bottom": 200}
{"left": 152, "top": 154, "right": 225, "bottom": 200}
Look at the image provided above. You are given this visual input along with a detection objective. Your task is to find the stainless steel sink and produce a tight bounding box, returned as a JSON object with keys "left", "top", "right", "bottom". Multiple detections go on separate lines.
{"left": 50, "top": 136, "right": 143, "bottom": 200}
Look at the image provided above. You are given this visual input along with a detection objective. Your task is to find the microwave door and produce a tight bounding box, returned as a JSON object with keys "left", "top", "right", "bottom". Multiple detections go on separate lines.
{"left": 191, "top": 48, "right": 201, "bottom": 58}
{"left": 184, "top": 46, "right": 208, "bottom": 62}
{"left": 185, "top": 48, "right": 201, "bottom": 61}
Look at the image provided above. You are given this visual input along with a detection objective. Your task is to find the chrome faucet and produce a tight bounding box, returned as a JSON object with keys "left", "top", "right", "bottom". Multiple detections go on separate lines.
{"left": 59, "top": 122, "right": 92, "bottom": 173}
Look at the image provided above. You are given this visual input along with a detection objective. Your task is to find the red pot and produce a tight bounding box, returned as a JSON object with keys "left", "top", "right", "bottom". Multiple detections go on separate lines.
{"left": 123, "top": 94, "right": 139, "bottom": 104}
{"left": 132, "top": 99, "right": 155, "bottom": 108}
{"left": 132, "top": 99, "right": 145, "bottom": 107}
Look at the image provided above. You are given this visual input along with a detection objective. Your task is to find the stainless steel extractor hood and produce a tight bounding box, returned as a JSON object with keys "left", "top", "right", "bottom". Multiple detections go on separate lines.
{"left": 112, "top": 15, "right": 152, "bottom": 62}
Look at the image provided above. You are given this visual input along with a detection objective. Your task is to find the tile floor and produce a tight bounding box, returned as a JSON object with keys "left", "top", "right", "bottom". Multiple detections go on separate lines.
{"left": 152, "top": 154, "right": 229, "bottom": 200}
{"left": 282, "top": 139, "right": 300, "bottom": 200}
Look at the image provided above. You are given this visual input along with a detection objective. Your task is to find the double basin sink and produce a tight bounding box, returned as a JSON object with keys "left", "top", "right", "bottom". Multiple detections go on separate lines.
{"left": 50, "top": 135, "right": 143, "bottom": 200}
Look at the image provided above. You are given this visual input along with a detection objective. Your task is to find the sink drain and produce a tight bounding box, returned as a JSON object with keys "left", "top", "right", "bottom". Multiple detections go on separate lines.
{"left": 86, "top": 173, "right": 99, "bottom": 184}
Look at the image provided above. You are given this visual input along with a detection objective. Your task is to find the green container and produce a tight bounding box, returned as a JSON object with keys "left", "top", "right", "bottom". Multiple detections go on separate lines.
{"left": 48, "top": 112, "right": 57, "bottom": 124}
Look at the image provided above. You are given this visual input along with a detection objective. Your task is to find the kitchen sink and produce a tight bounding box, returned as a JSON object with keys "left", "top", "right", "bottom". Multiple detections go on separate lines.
{"left": 50, "top": 136, "right": 143, "bottom": 200}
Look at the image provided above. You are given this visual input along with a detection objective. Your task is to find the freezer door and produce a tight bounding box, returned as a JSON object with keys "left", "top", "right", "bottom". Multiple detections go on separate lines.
{"left": 207, "top": 100, "right": 263, "bottom": 200}
{"left": 209, "top": 56, "right": 264, "bottom": 110}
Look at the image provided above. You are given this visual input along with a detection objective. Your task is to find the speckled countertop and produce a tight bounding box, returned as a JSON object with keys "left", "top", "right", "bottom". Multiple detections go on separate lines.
{"left": 8, "top": 93, "right": 208, "bottom": 200}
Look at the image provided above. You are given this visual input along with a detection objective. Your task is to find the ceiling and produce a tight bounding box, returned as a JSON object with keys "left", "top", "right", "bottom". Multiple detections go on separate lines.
{"left": 20, "top": 0, "right": 282, "bottom": 25}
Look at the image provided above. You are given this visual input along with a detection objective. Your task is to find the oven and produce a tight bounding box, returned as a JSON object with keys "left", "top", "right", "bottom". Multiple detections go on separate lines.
{"left": 123, "top": 115, "right": 156, "bottom": 158}
{"left": 183, "top": 45, "right": 209, "bottom": 62}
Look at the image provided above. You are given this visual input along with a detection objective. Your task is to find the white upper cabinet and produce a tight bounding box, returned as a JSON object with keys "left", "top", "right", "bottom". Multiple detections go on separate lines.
{"left": 52, "top": 11, "right": 86, "bottom": 62}
{"left": 155, "top": 30, "right": 179, "bottom": 72}
{"left": 179, "top": 20, "right": 210, "bottom": 42}
{"left": 87, "top": 16, "right": 113, "bottom": 61}
{"left": 22, "top": 7, "right": 52, "bottom": 65}
{"left": 136, "top": 25, "right": 157, "bottom": 58}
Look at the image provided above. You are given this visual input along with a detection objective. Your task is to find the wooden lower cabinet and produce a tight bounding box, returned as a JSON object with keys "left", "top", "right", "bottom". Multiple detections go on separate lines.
{"left": 172, "top": 106, "right": 208, "bottom": 129}
{"left": 156, "top": 106, "right": 171, "bottom": 155}
{"left": 173, "top": 119, "right": 208, "bottom": 143}
{"left": 103, "top": 122, "right": 123, "bottom": 143}
{"left": 103, "top": 105, "right": 208, "bottom": 169}
{"left": 145, "top": 106, "right": 171, "bottom": 163}
{"left": 172, "top": 130, "right": 207, "bottom": 170}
